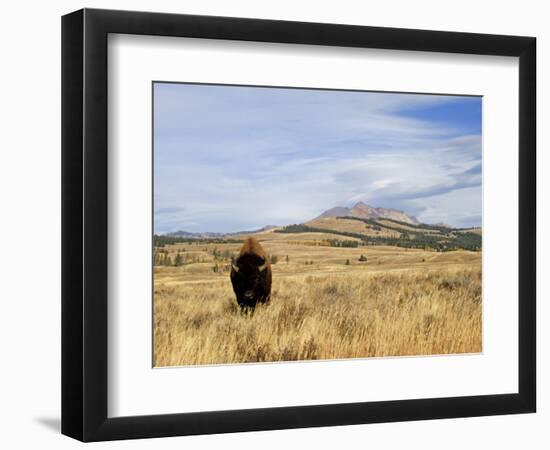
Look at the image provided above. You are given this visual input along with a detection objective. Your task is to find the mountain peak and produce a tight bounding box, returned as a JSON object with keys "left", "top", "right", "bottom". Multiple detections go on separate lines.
{"left": 316, "top": 202, "right": 419, "bottom": 225}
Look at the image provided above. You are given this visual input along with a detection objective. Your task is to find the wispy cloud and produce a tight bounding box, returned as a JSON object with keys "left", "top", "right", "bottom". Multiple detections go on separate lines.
{"left": 154, "top": 83, "right": 482, "bottom": 233}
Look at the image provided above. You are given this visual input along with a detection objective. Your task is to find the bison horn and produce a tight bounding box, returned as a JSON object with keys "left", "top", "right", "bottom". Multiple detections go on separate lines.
{"left": 231, "top": 263, "right": 239, "bottom": 272}
{"left": 258, "top": 262, "right": 268, "bottom": 272}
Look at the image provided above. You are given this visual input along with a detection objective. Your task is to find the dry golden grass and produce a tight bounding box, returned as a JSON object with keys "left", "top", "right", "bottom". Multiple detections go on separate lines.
{"left": 154, "top": 237, "right": 481, "bottom": 367}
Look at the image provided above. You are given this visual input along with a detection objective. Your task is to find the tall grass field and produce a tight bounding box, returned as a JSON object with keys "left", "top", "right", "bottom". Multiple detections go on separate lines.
{"left": 153, "top": 233, "right": 482, "bottom": 367}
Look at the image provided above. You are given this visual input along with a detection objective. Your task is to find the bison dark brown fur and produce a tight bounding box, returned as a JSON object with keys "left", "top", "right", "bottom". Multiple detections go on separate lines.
{"left": 230, "top": 237, "right": 272, "bottom": 311}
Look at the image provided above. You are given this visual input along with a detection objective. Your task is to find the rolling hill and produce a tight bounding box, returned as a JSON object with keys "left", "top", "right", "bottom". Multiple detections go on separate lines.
{"left": 278, "top": 214, "right": 481, "bottom": 252}
{"left": 156, "top": 203, "right": 481, "bottom": 252}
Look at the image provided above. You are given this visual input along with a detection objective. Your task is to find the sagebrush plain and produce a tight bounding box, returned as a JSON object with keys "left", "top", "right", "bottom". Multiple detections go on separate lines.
{"left": 153, "top": 230, "right": 482, "bottom": 367}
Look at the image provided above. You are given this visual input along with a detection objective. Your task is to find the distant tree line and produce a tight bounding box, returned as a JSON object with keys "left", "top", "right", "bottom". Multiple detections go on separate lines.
{"left": 153, "top": 235, "right": 242, "bottom": 247}
{"left": 154, "top": 250, "right": 204, "bottom": 266}
{"left": 327, "top": 239, "right": 359, "bottom": 248}
{"left": 275, "top": 220, "right": 481, "bottom": 252}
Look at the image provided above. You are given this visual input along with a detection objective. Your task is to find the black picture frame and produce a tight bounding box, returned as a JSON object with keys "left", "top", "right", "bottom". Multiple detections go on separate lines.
{"left": 62, "top": 8, "right": 536, "bottom": 442}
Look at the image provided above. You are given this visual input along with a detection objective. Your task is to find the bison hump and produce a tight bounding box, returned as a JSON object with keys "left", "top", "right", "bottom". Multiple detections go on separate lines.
{"left": 239, "top": 236, "right": 267, "bottom": 260}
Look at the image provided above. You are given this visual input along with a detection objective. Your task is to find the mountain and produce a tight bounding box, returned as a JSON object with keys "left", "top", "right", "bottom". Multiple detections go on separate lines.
{"left": 166, "top": 230, "right": 224, "bottom": 238}
{"left": 433, "top": 221, "right": 453, "bottom": 229}
{"left": 165, "top": 225, "right": 278, "bottom": 239}
{"left": 314, "top": 202, "right": 420, "bottom": 225}
{"left": 159, "top": 204, "right": 481, "bottom": 251}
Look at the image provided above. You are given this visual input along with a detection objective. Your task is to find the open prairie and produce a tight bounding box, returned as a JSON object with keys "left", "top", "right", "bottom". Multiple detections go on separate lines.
{"left": 153, "top": 230, "right": 482, "bottom": 367}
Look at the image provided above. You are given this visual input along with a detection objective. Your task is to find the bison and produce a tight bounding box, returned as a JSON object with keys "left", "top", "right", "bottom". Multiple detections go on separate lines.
{"left": 230, "top": 237, "right": 272, "bottom": 311}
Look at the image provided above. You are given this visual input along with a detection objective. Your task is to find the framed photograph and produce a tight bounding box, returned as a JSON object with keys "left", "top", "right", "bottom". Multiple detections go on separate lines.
{"left": 61, "top": 8, "right": 536, "bottom": 441}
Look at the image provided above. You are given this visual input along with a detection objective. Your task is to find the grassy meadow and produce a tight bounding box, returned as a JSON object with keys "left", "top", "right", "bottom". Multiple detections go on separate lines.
{"left": 153, "top": 230, "right": 482, "bottom": 367}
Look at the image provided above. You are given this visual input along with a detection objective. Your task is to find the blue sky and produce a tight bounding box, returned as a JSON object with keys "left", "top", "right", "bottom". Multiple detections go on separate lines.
{"left": 154, "top": 83, "right": 482, "bottom": 234}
